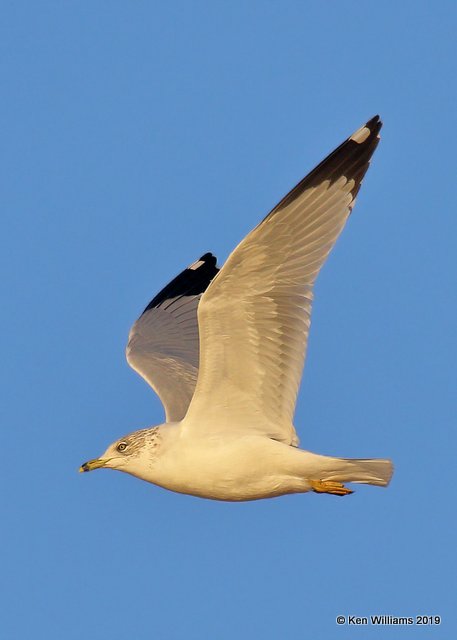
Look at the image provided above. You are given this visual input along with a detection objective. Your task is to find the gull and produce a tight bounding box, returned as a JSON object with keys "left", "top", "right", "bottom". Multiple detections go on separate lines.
{"left": 80, "top": 116, "right": 393, "bottom": 500}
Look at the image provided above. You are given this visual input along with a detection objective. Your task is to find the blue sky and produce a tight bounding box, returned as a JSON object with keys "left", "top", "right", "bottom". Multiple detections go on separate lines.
{"left": 2, "top": 1, "right": 456, "bottom": 638}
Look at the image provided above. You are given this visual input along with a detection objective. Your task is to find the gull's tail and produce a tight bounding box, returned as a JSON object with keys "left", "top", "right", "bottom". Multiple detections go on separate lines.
{"left": 317, "top": 456, "right": 394, "bottom": 487}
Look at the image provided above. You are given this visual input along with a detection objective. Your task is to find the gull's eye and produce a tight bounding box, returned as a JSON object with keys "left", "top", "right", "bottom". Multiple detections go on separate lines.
{"left": 117, "top": 442, "right": 128, "bottom": 452}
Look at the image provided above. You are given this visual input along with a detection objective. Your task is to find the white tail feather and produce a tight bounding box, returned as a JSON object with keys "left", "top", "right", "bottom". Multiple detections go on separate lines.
{"left": 318, "top": 457, "right": 394, "bottom": 487}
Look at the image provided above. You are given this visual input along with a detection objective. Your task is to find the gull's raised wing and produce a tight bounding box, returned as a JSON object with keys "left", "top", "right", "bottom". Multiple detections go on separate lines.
{"left": 184, "top": 117, "right": 382, "bottom": 445}
{"left": 126, "top": 253, "right": 219, "bottom": 422}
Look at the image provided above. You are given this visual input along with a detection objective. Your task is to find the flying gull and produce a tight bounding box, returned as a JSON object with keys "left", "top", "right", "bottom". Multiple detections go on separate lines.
{"left": 80, "top": 116, "right": 393, "bottom": 499}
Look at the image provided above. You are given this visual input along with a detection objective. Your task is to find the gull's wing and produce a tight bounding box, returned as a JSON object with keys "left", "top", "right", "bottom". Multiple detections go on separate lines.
{"left": 184, "top": 117, "right": 382, "bottom": 445}
{"left": 126, "top": 253, "right": 219, "bottom": 422}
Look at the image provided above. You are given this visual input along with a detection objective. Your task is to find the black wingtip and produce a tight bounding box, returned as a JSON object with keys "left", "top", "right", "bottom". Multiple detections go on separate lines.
{"left": 348, "top": 115, "right": 382, "bottom": 144}
{"left": 367, "top": 114, "right": 381, "bottom": 126}
{"left": 195, "top": 252, "right": 218, "bottom": 268}
{"left": 142, "top": 252, "right": 219, "bottom": 314}
{"left": 270, "top": 116, "right": 382, "bottom": 217}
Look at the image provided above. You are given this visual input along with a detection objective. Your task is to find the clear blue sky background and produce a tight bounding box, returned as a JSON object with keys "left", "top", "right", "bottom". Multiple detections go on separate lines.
{"left": 2, "top": 2, "right": 456, "bottom": 638}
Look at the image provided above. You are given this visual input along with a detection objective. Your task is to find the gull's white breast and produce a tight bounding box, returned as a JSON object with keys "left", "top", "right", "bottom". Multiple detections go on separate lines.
{"left": 134, "top": 425, "right": 314, "bottom": 501}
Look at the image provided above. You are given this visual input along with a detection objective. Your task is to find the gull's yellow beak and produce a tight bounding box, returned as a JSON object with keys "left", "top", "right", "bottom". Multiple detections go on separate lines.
{"left": 79, "top": 458, "right": 109, "bottom": 473}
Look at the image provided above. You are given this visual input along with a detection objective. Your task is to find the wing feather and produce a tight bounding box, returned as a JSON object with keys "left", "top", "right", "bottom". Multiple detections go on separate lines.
{"left": 183, "top": 117, "right": 382, "bottom": 444}
{"left": 126, "top": 253, "right": 219, "bottom": 421}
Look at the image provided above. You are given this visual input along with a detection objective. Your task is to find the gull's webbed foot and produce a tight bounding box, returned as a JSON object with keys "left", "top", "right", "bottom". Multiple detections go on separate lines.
{"left": 310, "top": 480, "right": 354, "bottom": 497}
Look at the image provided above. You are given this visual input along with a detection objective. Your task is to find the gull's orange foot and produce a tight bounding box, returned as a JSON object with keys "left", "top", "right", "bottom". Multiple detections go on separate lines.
{"left": 311, "top": 480, "right": 354, "bottom": 496}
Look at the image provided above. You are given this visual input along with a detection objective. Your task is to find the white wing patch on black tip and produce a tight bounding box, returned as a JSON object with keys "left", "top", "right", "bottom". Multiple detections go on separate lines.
{"left": 189, "top": 259, "right": 206, "bottom": 270}
{"left": 350, "top": 125, "right": 371, "bottom": 144}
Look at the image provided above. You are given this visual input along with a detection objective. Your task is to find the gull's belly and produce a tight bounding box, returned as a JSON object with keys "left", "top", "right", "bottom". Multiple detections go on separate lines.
{"left": 143, "top": 435, "right": 311, "bottom": 501}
